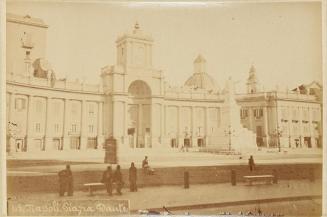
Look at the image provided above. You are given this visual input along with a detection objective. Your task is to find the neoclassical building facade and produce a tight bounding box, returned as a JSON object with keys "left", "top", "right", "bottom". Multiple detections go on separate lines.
{"left": 6, "top": 13, "right": 322, "bottom": 156}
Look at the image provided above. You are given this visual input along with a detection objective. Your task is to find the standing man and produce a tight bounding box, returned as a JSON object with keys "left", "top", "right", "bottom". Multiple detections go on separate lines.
{"left": 58, "top": 164, "right": 73, "bottom": 196}
{"left": 129, "top": 162, "right": 137, "bottom": 192}
{"left": 58, "top": 167, "right": 66, "bottom": 196}
{"left": 66, "top": 165, "right": 74, "bottom": 196}
{"left": 102, "top": 166, "right": 113, "bottom": 196}
{"left": 114, "top": 165, "right": 123, "bottom": 195}
{"left": 248, "top": 155, "right": 255, "bottom": 172}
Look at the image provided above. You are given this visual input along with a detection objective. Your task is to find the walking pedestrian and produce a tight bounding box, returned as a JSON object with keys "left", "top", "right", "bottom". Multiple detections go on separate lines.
{"left": 114, "top": 165, "right": 123, "bottom": 195}
{"left": 248, "top": 155, "right": 255, "bottom": 171}
{"left": 129, "top": 162, "right": 137, "bottom": 192}
{"left": 102, "top": 166, "right": 113, "bottom": 196}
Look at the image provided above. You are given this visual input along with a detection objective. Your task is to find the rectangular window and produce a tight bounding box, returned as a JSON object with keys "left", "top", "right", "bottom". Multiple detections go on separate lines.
{"left": 71, "top": 124, "right": 77, "bottom": 133}
{"left": 88, "top": 125, "right": 94, "bottom": 133}
{"left": 312, "top": 109, "right": 320, "bottom": 121}
{"left": 53, "top": 102, "right": 61, "bottom": 118}
{"left": 281, "top": 108, "right": 289, "bottom": 120}
{"left": 254, "top": 108, "right": 263, "bottom": 119}
{"left": 302, "top": 109, "right": 309, "bottom": 121}
{"left": 87, "top": 138, "right": 97, "bottom": 149}
{"left": 70, "top": 137, "right": 80, "bottom": 149}
{"left": 292, "top": 108, "right": 298, "bottom": 120}
{"left": 89, "top": 104, "right": 95, "bottom": 116}
{"left": 15, "top": 98, "right": 26, "bottom": 111}
{"left": 35, "top": 100, "right": 43, "bottom": 113}
{"left": 35, "top": 123, "right": 41, "bottom": 132}
{"left": 292, "top": 125, "right": 298, "bottom": 135}
{"left": 54, "top": 124, "right": 59, "bottom": 133}
{"left": 240, "top": 109, "right": 248, "bottom": 119}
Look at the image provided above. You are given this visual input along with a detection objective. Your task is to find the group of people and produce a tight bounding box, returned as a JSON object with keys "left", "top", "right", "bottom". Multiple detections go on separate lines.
{"left": 58, "top": 156, "right": 154, "bottom": 196}
{"left": 101, "top": 164, "right": 125, "bottom": 195}
{"left": 58, "top": 155, "right": 252, "bottom": 197}
{"left": 101, "top": 162, "right": 139, "bottom": 195}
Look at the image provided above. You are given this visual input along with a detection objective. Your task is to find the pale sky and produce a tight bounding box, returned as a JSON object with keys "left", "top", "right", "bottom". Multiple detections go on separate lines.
{"left": 7, "top": 1, "right": 322, "bottom": 92}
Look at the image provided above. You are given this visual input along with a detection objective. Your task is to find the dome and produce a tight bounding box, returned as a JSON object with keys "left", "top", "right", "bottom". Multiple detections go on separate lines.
{"left": 184, "top": 73, "right": 219, "bottom": 92}
{"left": 184, "top": 54, "right": 219, "bottom": 92}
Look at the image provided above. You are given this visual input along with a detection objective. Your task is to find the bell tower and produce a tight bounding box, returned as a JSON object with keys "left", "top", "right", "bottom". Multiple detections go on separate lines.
{"left": 246, "top": 65, "right": 259, "bottom": 94}
{"left": 116, "top": 22, "right": 153, "bottom": 69}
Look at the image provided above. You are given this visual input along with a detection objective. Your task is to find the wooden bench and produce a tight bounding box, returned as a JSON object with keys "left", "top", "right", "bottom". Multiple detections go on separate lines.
{"left": 244, "top": 175, "right": 274, "bottom": 185}
{"left": 84, "top": 183, "right": 104, "bottom": 196}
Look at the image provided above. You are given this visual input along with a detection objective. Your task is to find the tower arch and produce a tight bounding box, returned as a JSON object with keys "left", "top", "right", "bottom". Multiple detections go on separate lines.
{"left": 126, "top": 80, "right": 152, "bottom": 148}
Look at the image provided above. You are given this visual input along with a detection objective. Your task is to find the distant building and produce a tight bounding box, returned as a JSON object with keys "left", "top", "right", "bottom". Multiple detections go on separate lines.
{"left": 6, "top": 13, "right": 322, "bottom": 156}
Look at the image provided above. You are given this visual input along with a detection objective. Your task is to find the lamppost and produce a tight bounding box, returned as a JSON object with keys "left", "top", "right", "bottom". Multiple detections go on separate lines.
{"left": 224, "top": 125, "right": 235, "bottom": 151}
{"left": 274, "top": 126, "right": 283, "bottom": 152}
{"left": 7, "top": 121, "right": 18, "bottom": 152}
{"left": 183, "top": 127, "right": 190, "bottom": 151}
{"left": 197, "top": 127, "right": 202, "bottom": 147}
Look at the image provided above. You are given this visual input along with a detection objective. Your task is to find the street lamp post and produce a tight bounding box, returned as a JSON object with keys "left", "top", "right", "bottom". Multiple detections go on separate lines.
{"left": 224, "top": 125, "right": 235, "bottom": 151}
{"left": 275, "top": 126, "right": 282, "bottom": 152}
{"left": 7, "top": 121, "right": 18, "bottom": 153}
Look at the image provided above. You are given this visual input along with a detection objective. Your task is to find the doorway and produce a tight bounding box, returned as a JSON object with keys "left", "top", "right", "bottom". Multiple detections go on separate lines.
{"left": 53, "top": 138, "right": 61, "bottom": 150}
{"left": 127, "top": 80, "right": 152, "bottom": 148}
{"left": 197, "top": 138, "right": 204, "bottom": 147}
{"left": 304, "top": 137, "right": 311, "bottom": 148}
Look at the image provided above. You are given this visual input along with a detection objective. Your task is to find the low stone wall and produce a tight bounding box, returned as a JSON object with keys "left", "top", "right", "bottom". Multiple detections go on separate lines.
{"left": 7, "top": 163, "right": 321, "bottom": 194}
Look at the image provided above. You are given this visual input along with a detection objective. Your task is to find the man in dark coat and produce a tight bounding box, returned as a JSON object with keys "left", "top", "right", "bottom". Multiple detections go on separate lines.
{"left": 102, "top": 166, "right": 113, "bottom": 196}
{"left": 248, "top": 155, "right": 255, "bottom": 171}
{"left": 58, "top": 164, "right": 73, "bottom": 196}
{"left": 58, "top": 168, "right": 66, "bottom": 196}
{"left": 129, "top": 162, "right": 137, "bottom": 192}
{"left": 114, "top": 165, "right": 123, "bottom": 195}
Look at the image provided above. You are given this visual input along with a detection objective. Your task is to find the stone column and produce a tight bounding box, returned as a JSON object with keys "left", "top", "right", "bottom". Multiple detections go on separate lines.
{"left": 112, "top": 100, "right": 124, "bottom": 145}
{"left": 123, "top": 102, "right": 129, "bottom": 146}
{"left": 177, "top": 106, "right": 183, "bottom": 147}
{"left": 80, "top": 100, "right": 88, "bottom": 150}
{"left": 97, "top": 101, "right": 104, "bottom": 149}
{"left": 149, "top": 45, "right": 152, "bottom": 67}
{"left": 308, "top": 107, "right": 315, "bottom": 148}
{"left": 163, "top": 105, "right": 167, "bottom": 146}
{"left": 299, "top": 107, "right": 304, "bottom": 148}
{"left": 24, "top": 54, "right": 32, "bottom": 77}
{"left": 8, "top": 93, "right": 16, "bottom": 153}
{"left": 44, "top": 97, "right": 53, "bottom": 151}
{"left": 137, "top": 103, "right": 143, "bottom": 147}
{"left": 263, "top": 106, "right": 269, "bottom": 147}
{"left": 63, "top": 99, "right": 70, "bottom": 150}
{"left": 159, "top": 104, "right": 166, "bottom": 147}
{"left": 248, "top": 107, "right": 253, "bottom": 131}
{"left": 205, "top": 107, "right": 209, "bottom": 146}
{"left": 26, "top": 95, "right": 34, "bottom": 152}
{"left": 150, "top": 102, "right": 158, "bottom": 148}
{"left": 191, "top": 107, "right": 197, "bottom": 147}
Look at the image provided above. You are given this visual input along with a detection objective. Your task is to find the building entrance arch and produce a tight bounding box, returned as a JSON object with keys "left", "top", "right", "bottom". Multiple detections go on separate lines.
{"left": 127, "top": 80, "right": 152, "bottom": 148}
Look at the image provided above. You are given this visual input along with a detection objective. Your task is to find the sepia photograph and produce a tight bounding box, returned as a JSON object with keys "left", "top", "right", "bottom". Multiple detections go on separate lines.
{"left": 3, "top": 0, "right": 325, "bottom": 216}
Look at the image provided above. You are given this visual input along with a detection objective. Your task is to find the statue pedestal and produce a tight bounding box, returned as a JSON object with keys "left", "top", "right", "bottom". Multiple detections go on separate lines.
{"left": 218, "top": 77, "right": 257, "bottom": 153}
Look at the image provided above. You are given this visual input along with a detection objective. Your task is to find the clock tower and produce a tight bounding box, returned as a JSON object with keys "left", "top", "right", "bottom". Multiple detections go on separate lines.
{"left": 116, "top": 22, "right": 153, "bottom": 70}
